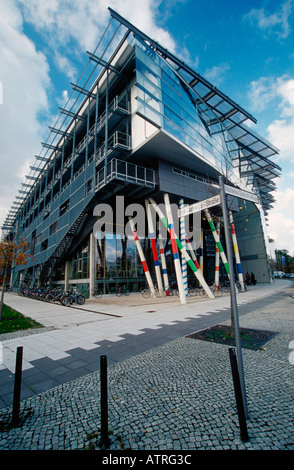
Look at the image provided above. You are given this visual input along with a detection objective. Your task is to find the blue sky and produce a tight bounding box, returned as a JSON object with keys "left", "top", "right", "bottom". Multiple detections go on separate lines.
{"left": 1, "top": 0, "right": 294, "bottom": 257}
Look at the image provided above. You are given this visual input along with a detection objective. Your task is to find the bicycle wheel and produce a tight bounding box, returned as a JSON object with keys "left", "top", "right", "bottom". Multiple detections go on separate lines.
{"left": 188, "top": 287, "right": 197, "bottom": 296}
{"left": 213, "top": 288, "right": 223, "bottom": 297}
{"left": 116, "top": 289, "right": 123, "bottom": 297}
{"left": 199, "top": 289, "right": 207, "bottom": 297}
{"left": 77, "top": 294, "right": 85, "bottom": 305}
{"left": 155, "top": 289, "right": 163, "bottom": 298}
{"left": 142, "top": 288, "right": 151, "bottom": 298}
{"left": 60, "top": 296, "right": 70, "bottom": 307}
{"left": 124, "top": 289, "right": 130, "bottom": 296}
{"left": 94, "top": 290, "right": 102, "bottom": 299}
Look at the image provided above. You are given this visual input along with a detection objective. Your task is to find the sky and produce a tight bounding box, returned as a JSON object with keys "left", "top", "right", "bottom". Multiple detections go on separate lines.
{"left": 0, "top": 0, "right": 294, "bottom": 257}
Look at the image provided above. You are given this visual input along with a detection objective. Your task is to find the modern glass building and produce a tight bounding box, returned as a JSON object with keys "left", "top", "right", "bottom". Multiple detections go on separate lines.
{"left": 2, "top": 8, "right": 281, "bottom": 296}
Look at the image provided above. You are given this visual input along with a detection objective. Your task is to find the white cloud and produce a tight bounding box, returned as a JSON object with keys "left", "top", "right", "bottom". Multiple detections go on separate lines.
{"left": 1, "top": 0, "right": 183, "bottom": 232}
{"left": 267, "top": 186, "right": 294, "bottom": 254}
{"left": 204, "top": 63, "right": 230, "bottom": 87}
{"left": 243, "top": 0, "right": 294, "bottom": 40}
{"left": 248, "top": 75, "right": 294, "bottom": 162}
{"left": 0, "top": 0, "right": 51, "bottom": 229}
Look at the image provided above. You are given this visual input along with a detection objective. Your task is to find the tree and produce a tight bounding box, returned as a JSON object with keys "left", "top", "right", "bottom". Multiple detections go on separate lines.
{"left": 275, "top": 249, "right": 294, "bottom": 273}
{"left": 0, "top": 238, "right": 30, "bottom": 321}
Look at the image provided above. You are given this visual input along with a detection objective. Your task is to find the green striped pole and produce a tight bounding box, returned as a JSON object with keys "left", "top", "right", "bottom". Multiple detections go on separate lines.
{"left": 204, "top": 209, "right": 230, "bottom": 277}
{"left": 149, "top": 198, "right": 214, "bottom": 299}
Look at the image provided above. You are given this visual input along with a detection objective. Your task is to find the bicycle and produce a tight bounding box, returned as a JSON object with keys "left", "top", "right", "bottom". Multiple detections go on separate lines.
{"left": 61, "top": 290, "right": 86, "bottom": 306}
{"left": 140, "top": 286, "right": 164, "bottom": 298}
{"left": 116, "top": 285, "right": 130, "bottom": 296}
{"left": 236, "top": 281, "right": 247, "bottom": 293}
{"left": 87, "top": 288, "right": 103, "bottom": 299}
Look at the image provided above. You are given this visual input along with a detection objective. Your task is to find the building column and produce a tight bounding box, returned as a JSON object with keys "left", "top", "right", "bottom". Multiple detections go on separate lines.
{"left": 89, "top": 233, "right": 96, "bottom": 298}
{"left": 64, "top": 261, "right": 70, "bottom": 291}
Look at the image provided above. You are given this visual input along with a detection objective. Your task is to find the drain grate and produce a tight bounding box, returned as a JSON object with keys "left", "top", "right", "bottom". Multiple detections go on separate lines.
{"left": 186, "top": 324, "right": 279, "bottom": 350}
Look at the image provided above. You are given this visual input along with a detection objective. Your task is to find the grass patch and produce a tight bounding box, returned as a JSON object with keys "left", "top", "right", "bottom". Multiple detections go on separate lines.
{"left": 187, "top": 324, "right": 278, "bottom": 350}
{"left": 0, "top": 304, "right": 43, "bottom": 334}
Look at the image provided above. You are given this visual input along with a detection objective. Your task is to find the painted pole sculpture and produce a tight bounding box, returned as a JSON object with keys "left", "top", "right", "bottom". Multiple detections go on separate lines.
{"left": 149, "top": 197, "right": 214, "bottom": 299}
{"left": 179, "top": 198, "right": 188, "bottom": 297}
{"left": 229, "top": 211, "right": 245, "bottom": 290}
{"left": 128, "top": 217, "right": 155, "bottom": 297}
{"left": 164, "top": 194, "right": 187, "bottom": 305}
{"left": 204, "top": 209, "right": 230, "bottom": 278}
{"left": 200, "top": 229, "right": 204, "bottom": 273}
{"left": 157, "top": 223, "right": 170, "bottom": 295}
{"left": 145, "top": 200, "right": 164, "bottom": 295}
{"left": 215, "top": 221, "right": 220, "bottom": 287}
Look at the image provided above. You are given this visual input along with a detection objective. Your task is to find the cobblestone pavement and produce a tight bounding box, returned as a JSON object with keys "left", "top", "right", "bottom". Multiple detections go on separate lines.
{"left": 0, "top": 281, "right": 294, "bottom": 452}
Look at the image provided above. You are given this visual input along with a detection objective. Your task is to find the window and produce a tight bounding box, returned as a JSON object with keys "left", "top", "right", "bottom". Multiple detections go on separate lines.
{"left": 41, "top": 239, "right": 48, "bottom": 251}
{"left": 60, "top": 199, "right": 69, "bottom": 216}
{"left": 50, "top": 221, "right": 58, "bottom": 236}
{"left": 86, "top": 178, "right": 93, "bottom": 195}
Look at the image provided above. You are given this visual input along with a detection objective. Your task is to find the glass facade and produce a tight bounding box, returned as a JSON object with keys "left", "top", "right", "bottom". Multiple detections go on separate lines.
{"left": 135, "top": 39, "right": 235, "bottom": 181}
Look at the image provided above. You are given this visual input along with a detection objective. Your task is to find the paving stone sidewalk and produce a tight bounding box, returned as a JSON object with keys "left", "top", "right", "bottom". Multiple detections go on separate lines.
{"left": 0, "top": 283, "right": 294, "bottom": 451}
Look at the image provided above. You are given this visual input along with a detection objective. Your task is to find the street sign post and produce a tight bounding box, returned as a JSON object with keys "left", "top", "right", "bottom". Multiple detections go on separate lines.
{"left": 178, "top": 194, "right": 221, "bottom": 217}
{"left": 219, "top": 175, "right": 248, "bottom": 418}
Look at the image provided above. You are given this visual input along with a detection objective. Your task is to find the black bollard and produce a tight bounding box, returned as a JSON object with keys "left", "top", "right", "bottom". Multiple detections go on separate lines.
{"left": 229, "top": 347, "right": 249, "bottom": 442}
{"left": 100, "top": 355, "right": 109, "bottom": 448}
{"left": 12, "top": 346, "right": 23, "bottom": 426}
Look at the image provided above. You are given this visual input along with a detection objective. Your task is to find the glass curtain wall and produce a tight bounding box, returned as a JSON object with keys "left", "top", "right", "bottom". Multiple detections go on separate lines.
{"left": 134, "top": 38, "right": 235, "bottom": 179}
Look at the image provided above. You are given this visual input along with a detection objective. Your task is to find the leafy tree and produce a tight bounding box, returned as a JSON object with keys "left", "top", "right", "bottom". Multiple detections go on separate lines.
{"left": 0, "top": 238, "right": 30, "bottom": 321}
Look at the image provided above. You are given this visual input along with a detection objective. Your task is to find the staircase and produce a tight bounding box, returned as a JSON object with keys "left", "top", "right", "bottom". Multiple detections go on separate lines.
{"left": 38, "top": 210, "right": 87, "bottom": 286}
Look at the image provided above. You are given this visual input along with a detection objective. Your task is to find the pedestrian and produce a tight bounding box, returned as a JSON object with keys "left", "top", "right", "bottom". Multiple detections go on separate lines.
{"left": 246, "top": 272, "right": 250, "bottom": 285}
{"left": 251, "top": 272, "right": 256, "bottom": 285}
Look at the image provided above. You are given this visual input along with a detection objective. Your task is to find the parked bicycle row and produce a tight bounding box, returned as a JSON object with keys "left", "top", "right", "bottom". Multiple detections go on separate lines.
{"left": 140, "top": 279, "right": 247, "bottom": 299}
{"left": 18, "top": 287, "right": 86, "bottom": 307}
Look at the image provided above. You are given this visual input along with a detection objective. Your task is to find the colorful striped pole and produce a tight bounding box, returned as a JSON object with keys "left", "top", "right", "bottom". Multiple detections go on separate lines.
{"left": 215, "top": 221, "right": 220, "bottom": 287}
{"left": 179, "top": 198, "right": 188, "bottom": 297}
{"left": 145, "top": 200, "right": 164, "bottom": 295}
{"left": 149, "top": 198, "right": 214, "bottom": 299}
{"left": 158, "top": 222, "right": 170, "bottom": 295}
{"left": 205, "top": 209, "right": 230, "bottom": 277}
{"left": 164, "top": 194, "right": 187, "bottom": 305}
{"left": 200, "top": 229, "right": 204, "bottom": 273}
{"left": 229, "top": 211, "right": 245, "bottom": 290}
{"left": 128, "top": 217, "right": 155, "bottom": 297}
{"left": 185, "top": 237, "right": 200, "bottom": 270}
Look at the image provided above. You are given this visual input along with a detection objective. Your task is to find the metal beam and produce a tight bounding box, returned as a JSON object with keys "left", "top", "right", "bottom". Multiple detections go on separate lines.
{"left": 35, "top": 155, "right": 49, "bottom": 162}
{"left": 71, "top": 83, "right": 96, "bottom": 99}
{"left": 49, "top": 126, "right": 72, "bottom": 138}
{"left": 58, "top": 107, "right": 86, "bottom": 121}
{"left": 108, "top": 7, "right": 257, "bottom": 125}
{"left": 86, "top": 52, "right": 120, "bottom": 74}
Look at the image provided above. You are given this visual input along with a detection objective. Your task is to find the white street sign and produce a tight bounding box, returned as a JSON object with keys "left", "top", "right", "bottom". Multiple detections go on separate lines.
{"left": 178, "top": 194, "right": 221, "bottom": 217}
{"left": 224, "top": 184, "right": 258, "bottom": 203}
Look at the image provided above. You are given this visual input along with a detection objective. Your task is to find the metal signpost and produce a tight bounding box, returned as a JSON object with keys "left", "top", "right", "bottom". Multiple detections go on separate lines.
{"left": 179, "top": 180, "right": 252, "bottom": 418}
{"left": 219, "top": 176, "right": 248, "bottom": 418}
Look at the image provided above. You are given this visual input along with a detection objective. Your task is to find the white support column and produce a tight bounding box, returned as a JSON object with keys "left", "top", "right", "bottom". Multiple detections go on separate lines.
{"left": 145, "top": 200, "right": 164, "bottom": 295}
{"left": 179, "top": 198, "right": 188, "bottom": 297}
{"left": 164, "top": 193, "right": 187, "bottom": 305}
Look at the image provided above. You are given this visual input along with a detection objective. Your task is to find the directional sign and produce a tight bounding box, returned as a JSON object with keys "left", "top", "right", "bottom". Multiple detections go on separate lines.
{"left": 178, "top": 194, "right": 221, "bottom": 217}
{"left": 224, "top": 184, "right": 259, "bottom": 204}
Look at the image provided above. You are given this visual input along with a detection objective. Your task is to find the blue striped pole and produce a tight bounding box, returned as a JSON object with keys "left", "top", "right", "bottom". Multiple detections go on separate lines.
{"left": 149, "top": 197, "right": 214, "bottom": 299}
{"left": 145, "top": 200, "right": 164, "bottom": 295}
{"left": 164, "top": 194, "right": 187, "bottom": 305}
{"left": 158, "top": 223, "right": 170, "bottom": 295}
{"left": 179, "top": 198, "right": 188, "bottom": 297}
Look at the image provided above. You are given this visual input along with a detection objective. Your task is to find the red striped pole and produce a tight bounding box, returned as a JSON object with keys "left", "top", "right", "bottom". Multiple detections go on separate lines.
{"left": 158, "top": 223, "right": 170, "bottom": 295}
{"left": 128, "top": 217, "right": 155, "bottom": 296}
{"left": 145, "top": 201, "right": 164, "bottom": 295}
